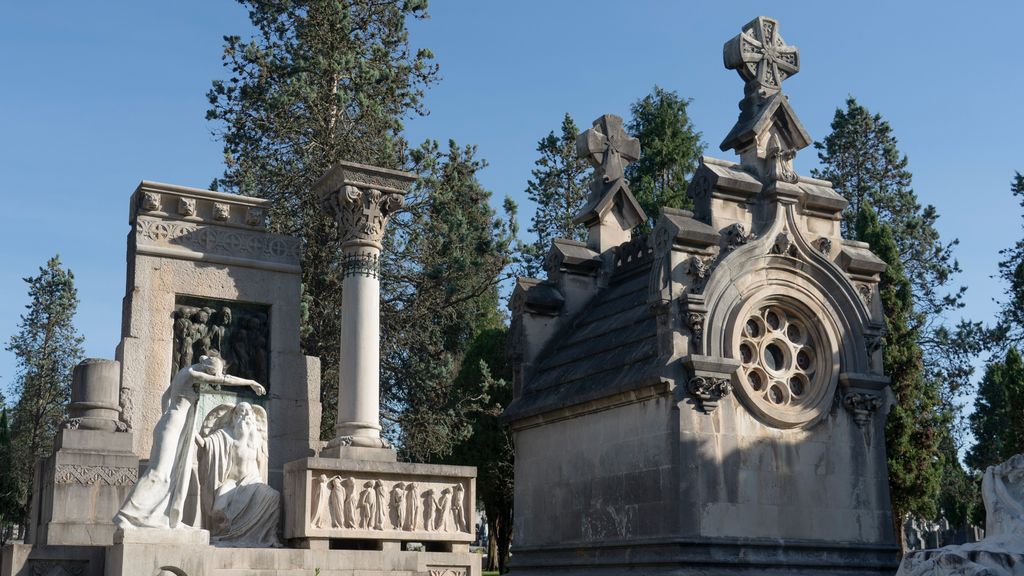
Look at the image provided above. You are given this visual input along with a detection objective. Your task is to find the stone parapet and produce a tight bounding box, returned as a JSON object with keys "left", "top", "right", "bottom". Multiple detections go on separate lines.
{"left": 284, "top": 458, "right": 476, "bottom": 545}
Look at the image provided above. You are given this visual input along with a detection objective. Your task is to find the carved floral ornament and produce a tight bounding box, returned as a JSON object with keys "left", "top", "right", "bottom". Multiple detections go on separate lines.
{"left": 321, "top": 185, "right": 405, "bottom": 249}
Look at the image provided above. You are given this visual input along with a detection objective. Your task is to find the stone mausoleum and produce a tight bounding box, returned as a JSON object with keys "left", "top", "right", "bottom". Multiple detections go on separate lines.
{"left": 505, "top": 16, "right": 899, "bottom": 575}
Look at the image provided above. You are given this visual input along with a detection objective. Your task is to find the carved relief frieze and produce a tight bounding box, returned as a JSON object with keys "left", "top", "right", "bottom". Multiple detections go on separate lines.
{"left": 306, "top": 472, "right": 472, "bottom": 539}
{"left": 173, "top": 296, "right": 270, "bottom": 388}
{"left": 54, "top": 464, "right": 138, "bottom": 486}
{"left": 428, "top": 570, "right": 468, "bottom": 576}
{"left": 30, "top": 560, "right": 87, "bottom": 576}
{"left": 688, "top": 376, "right": 732, "bottom": 414}
{"left": 135, "top": 217, "right": 300, "bottom": 264}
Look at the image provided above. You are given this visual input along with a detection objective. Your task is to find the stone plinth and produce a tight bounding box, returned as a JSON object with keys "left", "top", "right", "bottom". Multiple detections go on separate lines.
{"left": 116, "top": 180, "right": 321, "bottom": 492}
{"left": 29, "top": 429, "right": 138, "bottom": 547}
{"left": 284, "top": 457, "right": 476, "bottom": 546}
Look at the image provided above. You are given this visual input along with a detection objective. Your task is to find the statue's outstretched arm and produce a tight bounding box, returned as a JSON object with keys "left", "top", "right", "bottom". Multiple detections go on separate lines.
{"left": 220, "top": 374, "right": 266, "bottom": 396}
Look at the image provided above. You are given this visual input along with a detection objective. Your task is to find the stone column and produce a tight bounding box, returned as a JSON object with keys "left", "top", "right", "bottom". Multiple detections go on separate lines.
{"left": 314, "top": 161, "right": 416, "bottom": 454}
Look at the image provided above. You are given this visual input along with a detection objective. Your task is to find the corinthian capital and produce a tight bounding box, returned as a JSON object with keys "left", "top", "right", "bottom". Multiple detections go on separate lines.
{"left": 314, "top": 161, "right": 416, "bottom": 249}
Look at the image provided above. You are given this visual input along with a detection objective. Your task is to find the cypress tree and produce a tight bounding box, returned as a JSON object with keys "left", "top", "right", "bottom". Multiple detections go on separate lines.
{"left": 996, "top": 173, "right": 1024, "bottom": 345}
{"left": 0, "top": 408, "right": 20, "bottom": 544}
{"left": 5, "top": 256, "right": 84, "bottom": 534}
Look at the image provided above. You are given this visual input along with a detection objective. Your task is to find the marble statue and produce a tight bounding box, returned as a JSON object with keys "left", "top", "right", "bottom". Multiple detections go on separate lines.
{"left": 114, "top": 355, "right": 265, "bottom": 530}
{"left": 196, "top": 402, "right": 281, "bottom": 547}
{"left": 897, "top": 453, "right": 1024, "bottom": 575}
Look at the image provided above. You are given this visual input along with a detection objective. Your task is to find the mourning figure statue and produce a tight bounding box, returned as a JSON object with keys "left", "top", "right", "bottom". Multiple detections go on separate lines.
{"left": 195, "top": 401, "right": 282, "bottom": 547}
{"left": 114, "top": 355, "right": 265, "bottom": 530}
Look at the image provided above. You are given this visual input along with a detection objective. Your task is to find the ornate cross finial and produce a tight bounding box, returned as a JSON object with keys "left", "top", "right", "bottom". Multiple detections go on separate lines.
{"left": 576, "top": 114, "right": 640, "bottom": 184}
{"left": 724, "top": 16, "right": 799, "bottom": 93}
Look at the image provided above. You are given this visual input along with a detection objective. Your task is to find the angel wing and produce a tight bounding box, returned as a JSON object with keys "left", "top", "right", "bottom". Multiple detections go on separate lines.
{"left": 201, "top": 404, "right": 235, "bottom": 437}
{"left": 252, "top": 404, "right": 269, "bottom": 482}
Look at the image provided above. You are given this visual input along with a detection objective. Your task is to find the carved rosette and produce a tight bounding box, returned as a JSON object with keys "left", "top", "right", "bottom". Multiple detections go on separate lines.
{"left": 843, "top": 391, "right": 882, "bottom": 428}
{"left": 688, "top": 376, "right": 732, "bottom": 414}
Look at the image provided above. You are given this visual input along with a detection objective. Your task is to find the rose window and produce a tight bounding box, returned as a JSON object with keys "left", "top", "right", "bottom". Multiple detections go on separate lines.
{"left": 737, "top": 305, "right": 822, "bottom": 414}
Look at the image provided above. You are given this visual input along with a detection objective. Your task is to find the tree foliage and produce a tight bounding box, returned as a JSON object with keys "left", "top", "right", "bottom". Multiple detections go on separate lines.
{"left": 855, "top": 207, "right": 943, "bottom": 522}
{"left": 520, "top": 113, "right": 589, "bottom": 276}
{"left": 996, "top": 173, "right": 1024, "bottom": 345}
{"left": 967, "top": 348, "right": 1024, "bottom": 471}
{"left": 0, "top": 409, "right": 21, "bottom": 544}
{"left": 441, "top": 327, "right": 514, "bottom": 573}
{"left": 208, "top": 1, "right": 516, "bottom": 461}
{"left": 207, "top": 0, "right": 438, "bottom": 436}
{"left": 625, "top": 86, "right": 704, "bottom": 223}
{"left": 5, "top": 256, "right": 84, "bottom": 531}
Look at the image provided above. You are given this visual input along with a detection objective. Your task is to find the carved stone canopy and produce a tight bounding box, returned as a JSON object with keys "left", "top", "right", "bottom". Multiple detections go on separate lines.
{"left": 313, "top": 161, "right": 417, "bottom": 250}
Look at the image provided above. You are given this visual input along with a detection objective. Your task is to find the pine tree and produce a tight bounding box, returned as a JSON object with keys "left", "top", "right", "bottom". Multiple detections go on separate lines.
{"left": 855, "top": 207, "right": 943, "bottom": 525}
{"left": 5, "top": 256, "right": 84, "bottom": 533}
{"left": 207, "top": 0, "right": 439, "bottom": 436}
{"left": 0, "top": 408, "right": 21, "bottom": 544}
{"left": 521, "top": 113, "right": 589, "bottom": 276}
{"left": 996, "top": 173, "right": 1024, "bottom": 345}
{"left": 625, "top": 86, "right": 704, "bottom": 223}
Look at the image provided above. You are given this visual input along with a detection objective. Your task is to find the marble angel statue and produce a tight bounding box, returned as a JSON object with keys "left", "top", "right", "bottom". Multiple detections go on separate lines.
{"left": 195, "top": 401, "right": 282, "bottom": 547}
{"left": 115, "top": 355, "right": 265, "bottom": 530}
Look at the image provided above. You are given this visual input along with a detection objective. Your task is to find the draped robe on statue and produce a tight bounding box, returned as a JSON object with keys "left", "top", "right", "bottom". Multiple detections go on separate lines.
{"left": 197, "top": 402, "right": 281, "bottom": 547}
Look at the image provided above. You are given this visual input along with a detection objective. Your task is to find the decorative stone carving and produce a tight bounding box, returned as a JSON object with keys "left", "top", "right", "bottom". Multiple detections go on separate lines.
{"left": 142, "top": 192, "right": 161, "bottom": 211}
{"left": 843, "top": 392, "right": 882, "bottom": 428}
{"left": 54, "top": 464, "right": 138, "bottom": 486}
{"left": 306, "top": 474, "right": 471, "bottom": 537}
{"left": 815, "top": 236, "right": 833, "bottom": 256}
{"left": 341, "top": 252, "right": 381, "bottom": 279}
{"left": 766, "top": 134, "right": 798, "bottom": 184}
{"left": 135, "top": 217, "right": 300, "bottom": 265}
{"left": 577, "top": 114, "right": 640, "bottom": 186}
{"left": 687, "top": 312, "right": 706, "bottom": 349}
{"left": 29, "top": 560, "right": 86, "bottom": 576}
{"left": 115, "top": 356, "right": 265, "bottom": 531}
{"left": 723, "top": 223, "right": 752, "bottom": 250}
{"left": 177, "top": 197, "right": 196, "bottom": 217}
{"left": 172, "top": 298, "right": 269, "bottom": 389}
{"left": 858, "top": 283, "right": 873, "bottom": 308}
{"left": 687, "top": 255, "right": 714, "bottom": 293}
{"left": 688, "top": 376, "right": 732, "bottom": 414}
{"left": 320, "top": 185, "right": 405, "bottom": 249}
{"left": 723, "top": 15, "right": 799, "bottom": 93}
{"left": 213, "top": 202, "right": 230, "bottom": 221}
{"left": 245, "top": 206, "right": 266, "bottom": 227}
{"left": 770, "top": 232, "right": 797, "bottom": 257}
{"left": 428, "top": 570, "right": 467, "bottom": 576}
{"left": 196, "top": 402, "right": 282, "bottom": 547}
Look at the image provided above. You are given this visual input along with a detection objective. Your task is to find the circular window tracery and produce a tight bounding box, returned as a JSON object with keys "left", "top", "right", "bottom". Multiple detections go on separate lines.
{"left": 737, "top": 304, "right": 828, "bottom": 420}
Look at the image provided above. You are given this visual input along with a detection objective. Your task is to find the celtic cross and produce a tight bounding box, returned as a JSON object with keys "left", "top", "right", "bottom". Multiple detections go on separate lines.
{"left": 724, "top": 16, "right": 799, "bottom": 92}
{"left": 576, "top": 114, "right": 640, "bottom": 184}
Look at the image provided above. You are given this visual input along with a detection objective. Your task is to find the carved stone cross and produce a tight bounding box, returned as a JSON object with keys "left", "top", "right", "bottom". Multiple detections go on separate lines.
{"left": 576, "top": 114, "right": 640, "bottom": 183}
{"left": 724, "top": 16, "right": 799, "bottom": 92}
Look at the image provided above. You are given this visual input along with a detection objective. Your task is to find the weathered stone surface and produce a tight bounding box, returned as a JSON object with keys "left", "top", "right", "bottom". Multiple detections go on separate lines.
{"left": 283, "top": 457, "right": 476, "bottom": 545}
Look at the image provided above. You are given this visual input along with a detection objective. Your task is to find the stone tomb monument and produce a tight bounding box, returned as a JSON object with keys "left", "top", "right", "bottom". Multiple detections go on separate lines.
{"left": 505, "top": 16, "right": 898, "bottom": 574}
{"left": 2, "top": 167, "right": 478, "bottom": 575}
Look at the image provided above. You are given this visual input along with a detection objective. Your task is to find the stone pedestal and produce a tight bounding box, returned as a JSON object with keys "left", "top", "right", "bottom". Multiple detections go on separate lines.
{"left": 29, "top": 360, "right": 139, "bottom": 548}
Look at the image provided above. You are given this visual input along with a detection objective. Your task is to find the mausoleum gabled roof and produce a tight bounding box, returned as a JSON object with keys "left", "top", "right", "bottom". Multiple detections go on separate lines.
{"left": 719, "top": 91, "right": 811, "bottom": 154}
{"left": 503, "top": 253, "right": 662, "bottom": 422}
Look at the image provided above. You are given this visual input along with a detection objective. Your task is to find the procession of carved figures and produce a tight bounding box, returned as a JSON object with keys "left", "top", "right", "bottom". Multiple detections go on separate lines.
{"left": 172, "top": 298, "right": 269, "bottom": 386}
{"left": 310, "top": 475, "right": 470, "bottom": 534}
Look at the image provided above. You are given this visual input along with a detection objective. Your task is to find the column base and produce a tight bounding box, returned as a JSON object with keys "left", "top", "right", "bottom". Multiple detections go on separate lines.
{"left": 320, "top": 444, "right": 397, "bottom": 461}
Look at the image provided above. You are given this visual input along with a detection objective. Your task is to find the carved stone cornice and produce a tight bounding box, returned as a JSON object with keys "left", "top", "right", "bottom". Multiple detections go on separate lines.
{"left": 313, "top": 161, "right": 417, "bottom": 250}
{"left": 134, "top": 216, "right": 301, "bottom": 272}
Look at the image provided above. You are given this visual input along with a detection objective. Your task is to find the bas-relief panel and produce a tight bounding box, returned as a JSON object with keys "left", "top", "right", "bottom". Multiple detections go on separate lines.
{"left": 307, "top": 473, "right": 471, "bottom": 538}
{"left": 172, "top": 296, "right": 270, "bottom": 392}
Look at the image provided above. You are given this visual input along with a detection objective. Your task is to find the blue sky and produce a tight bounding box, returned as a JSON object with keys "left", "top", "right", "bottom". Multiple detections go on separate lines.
{"left": 1, "top": 1, "right": 1021, "bottom": 410}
